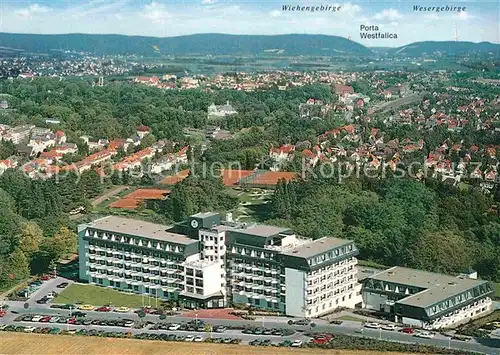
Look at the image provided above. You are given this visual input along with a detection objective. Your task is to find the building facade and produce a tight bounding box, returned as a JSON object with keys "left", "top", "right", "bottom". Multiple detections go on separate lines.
{"left": 78, "top": 213, "right": 363, "bottom": 316}
{"left": 361, "top": 266, "right": 494, "bottom": 329}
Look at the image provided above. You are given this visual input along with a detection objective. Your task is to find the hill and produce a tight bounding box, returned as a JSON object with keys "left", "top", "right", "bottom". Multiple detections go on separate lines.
{"left": 389, "top": 41, "right": 500, "bottom": 56}
{"left": 0, "top": 32, "right": 372, "bottom": 56}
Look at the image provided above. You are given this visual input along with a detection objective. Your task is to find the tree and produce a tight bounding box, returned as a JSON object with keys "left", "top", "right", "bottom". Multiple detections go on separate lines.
{"left": 0, "top": 248, "right": 30, "bottom": 285}
{"left": 412, "top": 230, "right": 472, "bottom": 275}
{"left": 39, "top": 227, "right": 77, "bottom": 267}
{"left": 16, "top": 221, "right": 43, "bottom": 259}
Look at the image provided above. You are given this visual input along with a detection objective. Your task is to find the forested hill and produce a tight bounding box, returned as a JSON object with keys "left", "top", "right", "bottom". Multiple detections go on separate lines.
{"left": 389, "top": 41, "right": 500, "bottom": 56}
{"left": 0, "top": 32, "right": 372, "bottom": 56}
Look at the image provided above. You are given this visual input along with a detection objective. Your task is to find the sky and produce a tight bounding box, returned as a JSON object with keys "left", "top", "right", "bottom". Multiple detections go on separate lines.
{"left": 0, "top": 0, "right": 498, "bottom": 47}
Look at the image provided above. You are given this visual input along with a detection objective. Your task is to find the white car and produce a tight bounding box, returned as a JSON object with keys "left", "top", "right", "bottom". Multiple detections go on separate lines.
{"left": 291, "top": 340, "right": 303, "bottom": 347}
{"left": 194, "top": 335, "right": 204, "bottom": 342}
{"left": 184, "top": 335, "right": 195, "bottom": 342}
{"left": 416, "top": 331, "right": 435, "bottom": 339}
{"left": 381, "top": 324, "right": 397, "bottom": 331}
{"left": 24, "top": 326, "right": 37, "bottom": 333}
{"left": 31, "top": 316, "right": 43, "bottom": 322}
{"left": 49, "top": 317, "right": 60, "bottom": 323}
{"left": 168, "top": 324, "right": 181, "bottom": 331}
{"left": 364, "top": 322, "right": 381, "bottom": 329}
{"left": 0, "top": 324, "right": 7, "bottom": 330}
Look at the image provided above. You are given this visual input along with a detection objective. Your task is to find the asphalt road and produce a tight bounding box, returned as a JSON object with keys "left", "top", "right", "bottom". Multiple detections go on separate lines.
{"left": 1, "top": 277, "right": 499, "bottom": 353}
{"left": 2, "top": 305, "right": 500, "bottom": 354}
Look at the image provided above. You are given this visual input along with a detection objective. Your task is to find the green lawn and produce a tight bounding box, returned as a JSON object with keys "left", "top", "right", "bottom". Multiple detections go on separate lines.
{"left": 53, "top": 284, "right": 148, "bottom": 308}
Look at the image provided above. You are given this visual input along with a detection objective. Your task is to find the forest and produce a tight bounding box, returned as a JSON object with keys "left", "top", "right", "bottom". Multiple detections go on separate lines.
{"left": 0, "top": 77, "right": 498, "bottom": 290}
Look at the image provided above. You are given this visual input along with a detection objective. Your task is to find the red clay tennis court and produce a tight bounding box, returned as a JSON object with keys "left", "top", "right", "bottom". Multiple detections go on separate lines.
{"left": 109, "top": 188, "right": 170, "bottom": 209}
{"left": 160, "top": 169, "right": 190, "bottom": 185}
{"left": 220, "top": 169, "right": 254, "bottom": 186}
{"left": 245, "top": 171, "right": 298, "bottom": 186}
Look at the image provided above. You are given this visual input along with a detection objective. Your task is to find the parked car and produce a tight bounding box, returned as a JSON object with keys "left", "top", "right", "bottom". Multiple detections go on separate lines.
{"left": 0, "top": 310, "right": 7, "bottom": 317}
{"left": 400, "top": 327, "right": 415, "bottom": 334}
{"left": 49, "top": 317, "right": 60, "bottom": 323}
{"left": 194, "top": 335, "right": 204, "bottom": 342}
{"left": 415, "top": 331, "right": 435, "bottom": 339}
{"left": 288, "top": 319, "right": 310, "bottom": 326}
{"left": 31, "top": 316, "right": 43, "bottom": 322}
{"left": 184, "top": 335, "right": 195, "bottom": 342}
{"left": 214, "top": 325, "right": 226, "bottom": 333}
{"left": 56, "top": 282, "right": 69, "bottom": 289}
{"left": 381, "top": 324, "right": 397, "bottom": 331}
{"left": 40, "top": 275, "right": 51, "bottom": 281}
{"left": 71, "top": 311, "right": 86, "bottom": 318}
{"left": 168, "top": 324, "right": 181, "bottom": 331}
{"left": 23, "top": 326, "right": 37, "bottom": 333}
{"left": 36, "top": 298, "right": 49, "bottom": 304}
{"left": 291, "top": 339, "right": 303, "bottom": 347}
{"left": 40, "top": 316, "right": 52, "bottom": 323}
{"left": 364, "top": 322, "right": 381, "bottom": 329}
{"left": 96, "top": 306, "right": 112, "bottom": 312}
{"left": 78, "top": 304, "right": 94, "bottom": 311}
{"left": 114, "top": 307, "right": 130, "bottom": 313}
{"left": 329, "top": 319, "right": 343, "bottom": 325}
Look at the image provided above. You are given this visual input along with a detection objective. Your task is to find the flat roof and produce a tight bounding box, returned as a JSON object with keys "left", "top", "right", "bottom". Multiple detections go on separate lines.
{"left": 281, "top": 237, "right": 353, "bottom": 259}
{"left": 191, "top": 212, "right": 220, "bottom": 219}
{"left": 369, "top": 266, "right": 489, "bottom": 308}
{"left": 88, "top": 216, "right": 197, "bottom": 246}
{"left": 231, "top": 224, "right": 291, "bottom": 238}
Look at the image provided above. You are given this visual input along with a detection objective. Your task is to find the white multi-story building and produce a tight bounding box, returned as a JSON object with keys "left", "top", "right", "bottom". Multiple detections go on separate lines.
{"left": 78, "top": 213, "right": 364, "bottom": 315}
{"left": 362, "top": 266, "right": 494, "bottom": 329}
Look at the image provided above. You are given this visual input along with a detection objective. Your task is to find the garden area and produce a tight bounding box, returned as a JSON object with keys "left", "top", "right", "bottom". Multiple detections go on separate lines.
{"left": 53, "top": 284, "right": 149, "bottom": 308}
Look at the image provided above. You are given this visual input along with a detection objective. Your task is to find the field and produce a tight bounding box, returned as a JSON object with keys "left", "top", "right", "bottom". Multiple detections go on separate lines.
{"left": 0, "top": 333, "right": 408, "bottom": 355}
{"left": 53, "top": 284, "right": 147, "bottom": 308}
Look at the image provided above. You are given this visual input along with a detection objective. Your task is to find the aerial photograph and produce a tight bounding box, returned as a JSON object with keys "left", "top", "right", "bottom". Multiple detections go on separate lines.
{"left": 0, "top": 0, "right": 499, "bottom": 354}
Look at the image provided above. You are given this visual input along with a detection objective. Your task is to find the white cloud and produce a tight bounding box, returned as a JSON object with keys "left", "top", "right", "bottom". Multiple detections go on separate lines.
{"left": 15, "top": 4, "right": 51, "bottom": 18}
{"left": 457, "top": 11, "right": 475, "bottom": 21}
{"left": 424, "top": 13, "right": 440, "bottom": 20}
{"left": 373, "top": 8, "right": 402, "bottom": 21}
{"left": 269, "top": 10, "right": 281, "bottom": 18}
{"left": 201, "top": 0, "right": 216, "bottom": 4}
{"left": 338, "top": 2, "right": 361, "bottom": 16}
{"left": 143, "top": 2, "right": 170, "bottom": 23}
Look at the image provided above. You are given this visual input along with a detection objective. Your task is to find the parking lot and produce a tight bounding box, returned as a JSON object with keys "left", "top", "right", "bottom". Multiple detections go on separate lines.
{"left": 1, "top": 276, "right": 500, "bottom": 353}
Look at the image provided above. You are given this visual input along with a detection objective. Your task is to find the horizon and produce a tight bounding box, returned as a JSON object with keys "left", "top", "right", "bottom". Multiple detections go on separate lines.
{"left": 0, "top": 1, "right": 498, "bottom": 46}
{"left": 1, "top": 31, "right": 498, "bottom": 50}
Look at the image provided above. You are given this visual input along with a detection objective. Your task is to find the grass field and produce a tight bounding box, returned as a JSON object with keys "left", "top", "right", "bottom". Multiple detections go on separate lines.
{"left": 494, "top": 282, "right": 500, "bottom": 300}
{"left": 0, "top": 333, "right": 409, "bottom": 355}
{"left": 53, "top": 284, "right": 147, "bottom": 308}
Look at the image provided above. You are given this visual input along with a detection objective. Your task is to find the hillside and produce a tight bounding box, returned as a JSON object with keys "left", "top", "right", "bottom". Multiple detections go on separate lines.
{"left": 0, "top": 32, "right": 372, "bottom": 56}
{"left": 389, "top": 41, "right": 500, "bottom": 56}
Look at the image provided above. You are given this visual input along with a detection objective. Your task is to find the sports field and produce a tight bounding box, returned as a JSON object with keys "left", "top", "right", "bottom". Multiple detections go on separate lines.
{"left": 0, "top": 333, "right": 407, "bottom": 355}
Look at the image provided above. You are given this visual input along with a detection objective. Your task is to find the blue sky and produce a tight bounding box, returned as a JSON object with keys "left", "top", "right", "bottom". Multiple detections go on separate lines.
{"left": 0, "top": 0, "right": 498, "bottom": 46}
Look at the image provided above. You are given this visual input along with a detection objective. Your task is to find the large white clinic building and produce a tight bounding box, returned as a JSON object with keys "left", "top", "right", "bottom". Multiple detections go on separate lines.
{"left": 78, "top": 212, "right": 363, "bottom": 316}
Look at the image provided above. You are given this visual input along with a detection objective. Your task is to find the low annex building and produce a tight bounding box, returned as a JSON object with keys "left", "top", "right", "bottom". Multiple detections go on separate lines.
{"left": 361, "top": 266, "right": 494, "bottom": 329}
{"left": 78, "top": 213, "right": 363, "bottom": 316}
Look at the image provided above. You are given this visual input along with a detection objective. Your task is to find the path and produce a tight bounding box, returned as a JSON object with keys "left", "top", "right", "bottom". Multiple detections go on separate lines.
{"left": 91, "top": 186, "right": 127, "bottom": 207}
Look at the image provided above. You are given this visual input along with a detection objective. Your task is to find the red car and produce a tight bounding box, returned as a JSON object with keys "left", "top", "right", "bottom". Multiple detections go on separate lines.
{"left": 313, "top": 336, "right": 333, "bottom": 345}
{"left": 96, "top": 306, "right": 111, "bottom": 312}
{"left": 400, "top": 327, "right": 415, "bottom": 334}
{"left": 40, "top": 316, "right": 52, "bottom": 322}
{"left": 40, "top": 275, "right": 51, "bottom": 281}
{"left": 0, "top": 310, "right": 7, "bottom": 317}
{"left": 67, "top": 318, "right": 76, "bottom": 324}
